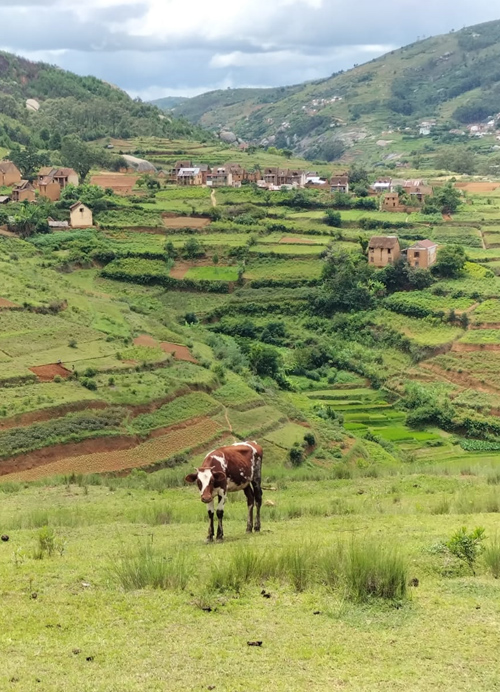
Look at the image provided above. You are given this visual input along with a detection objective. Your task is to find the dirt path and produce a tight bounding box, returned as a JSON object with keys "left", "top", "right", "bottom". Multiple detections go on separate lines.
{"left": 222, "top": 405, "right": 237, "bottom": 443}
{"left": 211, "top": 190, "right": 217, "bottom": 207}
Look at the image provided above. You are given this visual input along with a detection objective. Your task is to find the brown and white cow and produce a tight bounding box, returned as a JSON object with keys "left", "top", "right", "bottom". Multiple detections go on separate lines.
{"left": 185, "top": 441, "right": 263, "bottom": 541}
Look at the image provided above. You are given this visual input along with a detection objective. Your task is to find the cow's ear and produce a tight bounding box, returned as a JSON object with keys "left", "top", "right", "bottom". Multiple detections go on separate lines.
{"left": 213, "top": 472, "right": 226, "bottom": 485}
{"left": 185, "top": 473, "right": 198, "bottom": 484}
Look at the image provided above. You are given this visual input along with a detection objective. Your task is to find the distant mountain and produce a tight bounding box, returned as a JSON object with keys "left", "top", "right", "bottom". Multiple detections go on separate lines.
{"left": 149, "top": 96, "right": 189, "bottom": 111}
{"left": 0, "top": 51, "right": 211, "bottom": 147}
{"left": 155, "top": 20, "right": 500, "bottom": 156}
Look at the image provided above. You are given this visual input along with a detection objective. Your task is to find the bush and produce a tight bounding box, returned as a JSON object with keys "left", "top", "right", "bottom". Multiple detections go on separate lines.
{"left": 303, "top": 432, "right": 316, "bottom": 447}
{"left": 446, "top": 526, "right": 486, "bottom": 575}
{"left": 289, "top": 443, "right": 304, "bottom": 467}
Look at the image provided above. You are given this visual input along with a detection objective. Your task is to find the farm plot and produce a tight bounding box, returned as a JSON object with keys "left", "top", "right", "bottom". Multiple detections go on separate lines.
{"left": 244, "top": 258, "right": 323, "bottom": 281}
{"left": 384, "top": 291, "right": 475, "bottom": 317}
{"left": 130, "top": 392, "right": 221, "bottom": 434}
{"left": 371, "top": 310, "right": 462, "bottom": 347}
{"left": 211, "top": 374, "right": 263, "bottom": 409}
{"left": 429, "top": 351, "right": 500, "bottom": 390}
{"left": 471, "top": 299, "right": 500, "bottom": 326}
{"left": 30, "top": 363, "right": 72, "bottom": 382}
{"left": 219, "top": 405, "right": 286, "bottom": 439}
{"left": 162, "top": 216, "right": 210, "bottom": 229}
{"left": 264, "top": 422, "right": 311, "bottom": 448}
{"left": 455, "top": 329, "right": 500, "bottom": 349}
{"left": 432, "top": 226, "right": 483, "bottom": 247}
{"left": 184, "top": 266, "right": 239, "bottom": 281}
{"left": 4, "top": 417, "right": 226, "bottom": 481}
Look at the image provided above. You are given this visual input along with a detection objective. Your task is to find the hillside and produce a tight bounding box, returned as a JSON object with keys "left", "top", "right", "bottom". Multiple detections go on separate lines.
{"left": 157, "top": 20, "right": 500, "bottom": 156}
{"left": 0, "top": 51, "right": 211, "bottom": 146}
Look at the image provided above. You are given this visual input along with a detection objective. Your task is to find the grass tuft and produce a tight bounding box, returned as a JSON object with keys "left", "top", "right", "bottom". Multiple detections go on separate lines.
{"left": 112, "top": 544, "right": 193, "bottom": 591}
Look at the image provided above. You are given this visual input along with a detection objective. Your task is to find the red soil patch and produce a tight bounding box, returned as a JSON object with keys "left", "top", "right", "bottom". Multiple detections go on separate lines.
{"left": 2, "top": 418, "right": 224, "bottom": 481}
{"left": 90, "top": 172, "right": 139, "bottom": 196}
{"left": 0, "top": 228, "right": 17, "bottom": 238}
{"left": 160, "top": 342, "right": 198, "bottom": 363}
{"left": 133, "top": 334, "right": 158, "bottom": 348}
{"left": 0, "top": 297, "right": 19, "bottom": 309}
{"left": 162, "top": 215, "right": 210, "bottom": 229}
{"left": 442, "top": 214, "right": 452, "bottom": 222}
{"left": 455, "top": 182, "right": 500, "bottom": 193}
{"left": 133, "top": 334, "right": 197, "bottom": 362}
{"left": 279, "top": 236, "right": 315, "bottom": 244}
{"left": 29, "top": 363, "right": 72, "bottom": 382}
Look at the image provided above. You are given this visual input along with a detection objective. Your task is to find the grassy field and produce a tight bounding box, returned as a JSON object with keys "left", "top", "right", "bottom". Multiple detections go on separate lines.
{"left": 3, "top": 161, "right": 500, "bottom": 689}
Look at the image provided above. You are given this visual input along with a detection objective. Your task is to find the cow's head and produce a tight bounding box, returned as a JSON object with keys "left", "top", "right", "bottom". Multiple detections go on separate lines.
{"left": 185, "top": 467, "right": 226, "bottom": 503}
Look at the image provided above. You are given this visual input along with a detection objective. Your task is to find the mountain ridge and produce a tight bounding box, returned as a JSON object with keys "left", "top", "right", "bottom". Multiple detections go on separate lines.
{"left": 151, "top": 19, "right": 500, "bottom": 157}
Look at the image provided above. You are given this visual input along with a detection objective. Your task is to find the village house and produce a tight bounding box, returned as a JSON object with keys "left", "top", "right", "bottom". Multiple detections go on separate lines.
{"left": 207, "top": 167, "right": 233, "bottom": 187}
{"left": 407, "top": 239, "right": 438, "bottom": 269}
{"left": 11, "top": 180, "right": 35, "bottom": 203}
{"left": 0, "top": 161, "right": 21, "bottom": 187}
{"left": 403, "top": 183, "right": 433, "bottom": 204}
{"left": 263, "top": 167, "right": 306, "bottom": 188}
{"left": 0, "top": 195, "right": 10, "bottom": 204}
{"left": 330, "top": 174, "right": 349, "bottom": 194}
{"left": 368, "top": 236, "right": 401, "bottom": 267}
{"left": 37, "top": 167, "right": 79, "bottom": 201}
{"left": 177, "top": 167, "right": 203, "bottom": 186}
{"left": 70, "top": 202, "right": 93, "bottom": 228}
{"left": 381, "top": 192, "right": 401, "bottom": 211}
{"left": 48, "top": 218, "right": 69, "bottom": 230}
{"left": 371, "top": 178, "right": 392, "bottom": 194}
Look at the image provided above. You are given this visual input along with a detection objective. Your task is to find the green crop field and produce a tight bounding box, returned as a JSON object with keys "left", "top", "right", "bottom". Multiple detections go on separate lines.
{"left": 3, "top": 148, "right": 500, "bottom": 691}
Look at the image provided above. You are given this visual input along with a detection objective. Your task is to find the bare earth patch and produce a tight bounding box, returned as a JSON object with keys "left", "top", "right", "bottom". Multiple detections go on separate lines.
{"left": 455, "top": 182, "right": 500, "bottom": 193}
{"left": 132, "top": 334, "right": 159, "bottom": 348}
{"left": 160, "top": 342, "right": 198, "bottom": 363}
{"left": 90, "top": 172, "right": 139, "bottom": 195}
{"left": 169, "top": 262, "right": 191, "bottom": 279}
{"left": 29, "top": 363, "right": 72, "bottom": 382}
{"left": 0, "top": 297, "right": 19, "bottom": 309}
{"left": 162, "top": 215, "right": 210, "bottom": 229}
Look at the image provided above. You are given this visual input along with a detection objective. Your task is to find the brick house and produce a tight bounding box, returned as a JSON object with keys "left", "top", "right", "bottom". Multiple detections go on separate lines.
{"left": 207, "top": 167, "right": 233, "bottom": 187}
{"left": 263, "top": 167, "right": 306, "bottom": 188}
{"left": 368, "top": 236, "right": 401, "bottom": 267}
{"left": 177, "top": 167, "right": 203, "bottom": 186}
{"left": 0, "top": 161, "right": 21, "bottom": 187}
{"left": 407, "top": 239, "right": 438, "bottom": 268}
{"left": 70, "top": 201, "right": 93, "bottom": 228}
{"left": 330, "top": 174, "right": 349, "bottom": 194}
{"left": 11, "top": 180, "right": 36, "bottom": 202}
{"left": 37, "top": 167, "right": 79, "bottom": 201}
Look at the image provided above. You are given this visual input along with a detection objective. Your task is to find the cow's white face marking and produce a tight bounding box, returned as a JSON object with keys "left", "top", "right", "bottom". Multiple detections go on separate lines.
{"left": 197, "top": 469, "right": 213, "bottom": 496}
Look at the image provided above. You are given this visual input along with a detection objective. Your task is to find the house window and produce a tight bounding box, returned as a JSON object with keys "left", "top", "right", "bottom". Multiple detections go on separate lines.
{"left": 414, "top": 251, "right": 420, "bottom": 258}
{"left": 387, "top": 248, "right": 391, "bottom": 254}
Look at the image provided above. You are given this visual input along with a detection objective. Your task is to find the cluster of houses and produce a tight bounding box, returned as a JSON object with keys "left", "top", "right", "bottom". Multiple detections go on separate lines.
{"left": 0, "top": 162, "right": 79, "bottom": 204}
{"left": 370, "top": 177, "right": 433, "bottom": 212}
{"left": 0, "top": 161, "right": 92, "bottom": 229}
{"left": 368, "top": 236, "right": 437, "bottom": 269}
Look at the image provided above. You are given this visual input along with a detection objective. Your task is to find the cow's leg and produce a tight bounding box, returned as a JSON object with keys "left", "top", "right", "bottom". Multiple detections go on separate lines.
{"left": 252, "top": 480, "right": 263, "bottom": 532}
{"left": 207, "top": 501, "right": 215, "bottom": 543}
{"left": 216, "top": 493, "right": 226, "bottom": 541}
{"left": 244, "top": 485, "right": 255, "bottom": 533}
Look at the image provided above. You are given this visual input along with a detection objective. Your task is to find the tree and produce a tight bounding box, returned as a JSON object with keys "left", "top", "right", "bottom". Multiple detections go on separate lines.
{"left": 312, "top": 249, "right": 385, "bottom": 316}
{"left": 433, "top": 244, "right": 466, "bottom": 278}
{"left": 248, "top": 343, "right": 283, "bottom": 378}
{"left": 423, "top": 184, "right": 462, "bottom": 215}
{"left": 324, "top": 209, "right": 341, "bottom": 227}
{"left": 8, "top": 144, "right": 47, "bottom": 179}
{"left": 60, "top": 135, "right": 95, "bottom": 183}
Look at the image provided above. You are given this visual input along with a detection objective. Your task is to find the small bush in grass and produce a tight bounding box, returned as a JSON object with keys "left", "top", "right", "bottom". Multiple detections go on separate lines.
{"left": 68, "top": 339, "right": 77, "bottom": 348}
{"left": 446, "top": 526, "right": 486, "bottom": 575}
{"left": 113, "top": 544, "right": 192, "bottom": 590}
{"left": 33, "top": 526, "right": 64, "bottom": 559}
{"left": 431, "top": 496, "right": 450, "bottom": 515}
{"left": 303, "top": 432, "right": 316, "bottom": 447}
{"left": 278, "top": 543, "right": 315, "bottom": 592}
{"left": 484, "top": 534, "right": 500, "bottom": 578}
{"left": 343, "top": 539, "right": 407, "bottom": 602}
{"left": 289, "top": 443, "right": 304, "bottom": 467}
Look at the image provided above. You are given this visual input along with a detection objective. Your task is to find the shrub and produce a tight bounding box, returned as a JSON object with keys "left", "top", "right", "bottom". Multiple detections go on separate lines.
{"left": 303, "top": 432, "right": 316, "bottom": 447}
{"left": 289, "top": 443, "right": 304, "bottom": 467}
{"left": 68, "top": 339, "right": 77, "bottom": 348}
{"left": 446, "top": 526, "right": 486, "bottom": 575}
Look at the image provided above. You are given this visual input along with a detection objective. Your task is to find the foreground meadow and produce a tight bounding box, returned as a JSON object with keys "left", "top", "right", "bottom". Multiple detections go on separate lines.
{"left": 2, "top": 466, "right": 500, "bottom": 692}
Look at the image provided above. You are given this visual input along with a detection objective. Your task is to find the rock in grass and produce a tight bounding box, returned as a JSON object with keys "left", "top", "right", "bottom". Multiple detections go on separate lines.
{"left": 1, "top": 534, "right": 9, "bottom": 542}
{"left": 247, "top": 641, "right": 262, "bottom": 647}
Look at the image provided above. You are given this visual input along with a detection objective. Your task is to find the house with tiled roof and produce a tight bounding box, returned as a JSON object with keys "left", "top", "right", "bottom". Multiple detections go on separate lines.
{"left": 368, "top": 236, "right": 401, "bottom": 267}
{"left": 407, "top": 239, "right": 438, "bottom": 268}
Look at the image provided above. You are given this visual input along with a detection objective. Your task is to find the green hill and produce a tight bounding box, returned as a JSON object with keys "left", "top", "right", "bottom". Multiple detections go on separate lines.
{"left": 0, "top": 51, "right": 211, "bottom": 147}
{"left": 157, "top": 20, "right": 500, "bottom": 156}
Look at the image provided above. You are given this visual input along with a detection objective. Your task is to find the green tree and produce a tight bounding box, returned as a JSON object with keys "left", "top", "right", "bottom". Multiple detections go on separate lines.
{"left": 433, "top": 244, "right": 466, "bottom": 278}
{"left": 324, "top": 209, "right": 341, "bottom": 227}
{"left": 248, "top": 343, "right": 283, "bottom": 378}
{"left": 60, "top": 135, "right": 95, "bottom": 183}
{"left": 8, "top": 144, "right": 47, "bottom": 179}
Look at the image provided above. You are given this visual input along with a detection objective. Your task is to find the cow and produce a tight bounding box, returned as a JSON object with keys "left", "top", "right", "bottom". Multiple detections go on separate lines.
{"left": 185, "top": 441, "right": 263, "bottom": 542}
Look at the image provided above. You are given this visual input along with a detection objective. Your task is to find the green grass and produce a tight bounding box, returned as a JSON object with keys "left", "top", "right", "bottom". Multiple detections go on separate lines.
{"left": 184, "top": 266, "right": 239, "bottom": 281}
{"left": 459, "top": 329, "right": 500, "bottom": 345}
{"left": 264, "top": 422, "right": 311, "bottom": 448}
{"left": 130, "top": 393, "right": 221, "bottom": 434}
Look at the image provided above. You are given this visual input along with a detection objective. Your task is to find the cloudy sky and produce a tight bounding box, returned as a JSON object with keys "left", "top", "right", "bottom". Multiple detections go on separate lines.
{"left": 1, "top": 0, "right": 500, "bottom": 100}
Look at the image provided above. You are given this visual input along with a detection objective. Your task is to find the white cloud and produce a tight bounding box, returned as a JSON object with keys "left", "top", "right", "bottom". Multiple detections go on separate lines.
{"left": 1, "top": 0, "right": 500, "bottom": 96}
